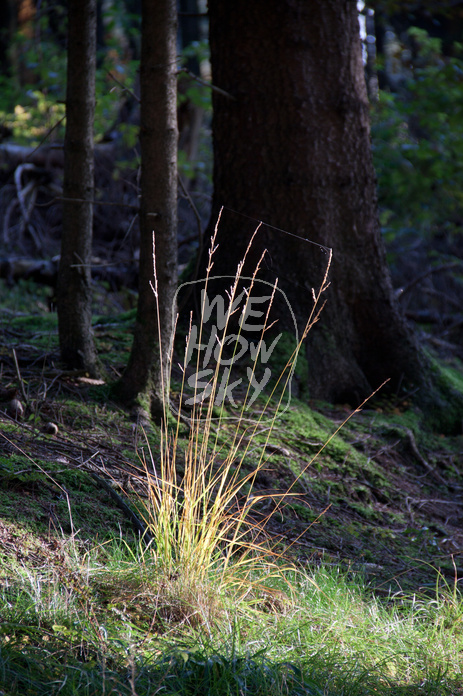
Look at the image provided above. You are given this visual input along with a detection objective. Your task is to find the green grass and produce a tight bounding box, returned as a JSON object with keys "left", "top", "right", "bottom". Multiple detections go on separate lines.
{"left": 1, "top": 541, "right": 462, "bottom": 695}
{"left": 2, "top": 374, "right": 462, "bottom": 693}
{"left": 1, "top": 241, "right": 463, "bottom": 696}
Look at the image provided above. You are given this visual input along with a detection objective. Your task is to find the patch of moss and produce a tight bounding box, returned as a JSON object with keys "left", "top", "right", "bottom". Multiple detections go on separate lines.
{"left": 0, "top": 279, "right": 53, "bottom": 316}
{"left": 93, "top": 309, "right": 137, "bottom": 326}
{"left": 0, "top": 457, "right": 135, "bottom": 554}
{"left": 9, "top": 312, "right": 58, "bottom": 334}
{"left": 284, "top": 501, "right": 318, "bottom": 523}
{"left": 264, "top": 331, "right": 309, "bottom": 396}
{"left": 419, "top": 355, "right": 463, "bottom": 434}
{"left": 279, "top": 402, "right": 332, "bottom": 442}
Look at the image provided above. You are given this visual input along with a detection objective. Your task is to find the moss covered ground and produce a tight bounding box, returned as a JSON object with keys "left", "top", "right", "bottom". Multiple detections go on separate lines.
{"left": 1, "top": 278, "right": 463, "bottom": 694}
{"left": 1, "top": 278, "right": 462, "bottom": 594}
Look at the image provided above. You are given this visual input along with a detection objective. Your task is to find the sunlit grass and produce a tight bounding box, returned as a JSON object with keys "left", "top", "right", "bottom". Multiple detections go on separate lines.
{"left": 1, "top": 546, "right": 462, "bottom": 694}
{"left": 117, "top": 213, "right": 331, "bottom": 624}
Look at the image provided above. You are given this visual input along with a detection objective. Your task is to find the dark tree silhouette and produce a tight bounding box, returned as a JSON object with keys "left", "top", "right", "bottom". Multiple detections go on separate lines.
{"left": 116, "top": 0, "right": 178, "bottom": 419}
{"left": 202, "top": 0, "right": 462, "bottom": 431}
{"left": 57, "top": 0, "right": 99, "bottom": 377}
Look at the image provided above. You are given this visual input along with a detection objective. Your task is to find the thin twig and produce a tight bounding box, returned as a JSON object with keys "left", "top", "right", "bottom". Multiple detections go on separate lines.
{"left": 178, "top": 174, "right": 203, "bottom": 249}
{"left": 410, "top": 498, "right": 463, "bottom": 507}
{"left": 27, "top": 115, "right": 66, "bottom": 160}
{"left": 178, "top": 173, "right": 205, "bottom": 313}
{"left": 57, "top": 196, "right": 140, "bottom": 211}
{"left": 178, "top": 67, "right": 237, "bottom": 100}
{"left": 397, "top": 262, "right": 462, "bottom": 300}
{"left": 12, "top": 349, "right": 28, "bottom": 406}
{"left": 107, "top": 71, "right": 140, "bottom": 103}
{"left": 403, "top": 427, "right": 447, "bottom": 485}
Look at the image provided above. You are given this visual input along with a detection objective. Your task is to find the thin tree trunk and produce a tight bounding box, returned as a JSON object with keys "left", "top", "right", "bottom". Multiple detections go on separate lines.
{"left": 115, "top": 0, "right": 178, "bottom": 420}
{"left": 57, "top": 0, "right": 98, "bottom": 377}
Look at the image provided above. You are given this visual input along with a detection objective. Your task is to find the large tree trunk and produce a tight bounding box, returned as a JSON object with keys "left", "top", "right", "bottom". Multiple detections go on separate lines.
{"left": 115, "top": 0, "right": 178, "bottom": 420}
{"left": 57, "top": 0, "right": 99, "bottom": 377}
{"left": 203, "top": 0, "right": 462, "bottom": 430}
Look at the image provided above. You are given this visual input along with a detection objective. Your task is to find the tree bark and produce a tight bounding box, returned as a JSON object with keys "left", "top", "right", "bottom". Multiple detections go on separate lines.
{"left": 115, "top": 0, "right": 178, "bottom": 420}
{"left": 203, "top": 0, "right": 462, "bottom": 431}
{"left": 57, "top": 0, "right": 99, "bottom": 377}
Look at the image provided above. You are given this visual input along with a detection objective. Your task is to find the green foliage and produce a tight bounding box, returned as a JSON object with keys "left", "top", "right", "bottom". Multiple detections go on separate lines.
{"left": 0, "top": 456, "right": 45, "bottom": 484}
{"left": 0, "top": 91, "right": 66, "bottom": 145}
{"left": 0, "top": 1, "right": 137, "bottom": 145}
{"left": 0, "top": 6, "right": 211, "bottom": 181}
{"left": 178, "top": 41, "right": 212, "bottom": 113}
{"left": 0, "top": 1, "right": 66, "bottom": 143}
{"left": 371, "top": 28, "right": 463, "bottom": 243}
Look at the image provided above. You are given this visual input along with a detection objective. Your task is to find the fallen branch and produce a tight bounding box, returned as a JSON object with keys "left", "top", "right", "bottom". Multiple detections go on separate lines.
{"left": 0, "top": 255, "right": 138, "bottom": 290}
{"left": 403, "top": 427, "right": 447, "bottom": 485}
{"left": 397, "top": 262, "right": 462, "bottom": 300}
{"left": 90, "top": 471, "right": 154, "bottom": 545}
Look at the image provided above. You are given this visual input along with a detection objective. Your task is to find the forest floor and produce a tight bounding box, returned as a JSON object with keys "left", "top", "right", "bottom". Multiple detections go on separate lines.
{"left": 1, "top": 275, "right": 463, "bottom": 694}
{"left": 1, "top": 276, "right": 463, "bottom": 592}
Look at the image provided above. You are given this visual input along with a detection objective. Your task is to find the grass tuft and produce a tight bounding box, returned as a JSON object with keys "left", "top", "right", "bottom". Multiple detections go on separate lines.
{"left": 126, "top": 215, "right": 332, "bottom": 622}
